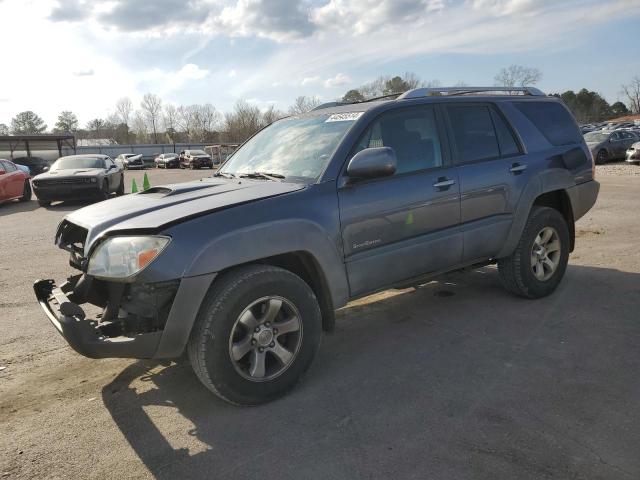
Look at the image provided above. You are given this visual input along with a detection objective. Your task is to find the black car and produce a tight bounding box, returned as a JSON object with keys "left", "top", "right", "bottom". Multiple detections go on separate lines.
{"left": 32, "top": 154, "right": 124, "bottom": 206}
{"left": 34, "top": 86, "right": 599, "bottom": 405}
{"left": 179, "top": 150, "right": 213, "bottom": 169}
{"left": 115, "top": 153, "right": 144, "bottom": 170}
{"left": 12, "top": 156, "right": 50, "bottom": 176}
{"left": 154, "top": 153, "right": 179, "bottom": 168}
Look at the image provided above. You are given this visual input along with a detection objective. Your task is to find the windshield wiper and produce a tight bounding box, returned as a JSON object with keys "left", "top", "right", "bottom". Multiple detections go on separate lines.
{"left": 239, "top": 172, "right": 285, "bottom": 181}
{"left": 214, "top": 172, "right": 236, "bottom": 178}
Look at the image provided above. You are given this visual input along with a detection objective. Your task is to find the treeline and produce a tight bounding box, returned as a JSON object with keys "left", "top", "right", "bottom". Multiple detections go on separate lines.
{"left": 2, "top": 69, "right": 639, "bottom": 144}
{"left": 0, "top": 95, "right": 321, "bottom": 145}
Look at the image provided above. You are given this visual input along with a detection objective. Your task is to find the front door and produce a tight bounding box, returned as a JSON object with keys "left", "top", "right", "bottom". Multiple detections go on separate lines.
{"left": 338, "top": 105, "right": 462, "bottom": 297}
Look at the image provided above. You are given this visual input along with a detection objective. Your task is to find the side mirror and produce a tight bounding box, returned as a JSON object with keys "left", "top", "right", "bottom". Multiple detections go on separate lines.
{"left": 346, "top": 147, "right": 397, "bottom": 181}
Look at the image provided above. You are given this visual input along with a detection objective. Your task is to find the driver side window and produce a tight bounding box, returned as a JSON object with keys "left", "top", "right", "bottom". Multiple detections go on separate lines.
{"left": 353, "top": 107, "right": 443, "bottom": 175}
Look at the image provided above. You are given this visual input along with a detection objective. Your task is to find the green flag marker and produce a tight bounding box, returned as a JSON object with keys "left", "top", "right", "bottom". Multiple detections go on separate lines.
{"left": 131, "top": 178, "right": 138, "bottom": 193}
{"left": 143, "top": 172, "right": 151, "bottom": 191}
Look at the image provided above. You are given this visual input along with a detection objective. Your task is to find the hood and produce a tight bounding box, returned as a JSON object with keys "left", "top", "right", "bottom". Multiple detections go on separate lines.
{"left": 63, "top": 177, "right": 305, "bottom": 252}
{"left": 34, "top": 168, "right": 105, "bottom": 179}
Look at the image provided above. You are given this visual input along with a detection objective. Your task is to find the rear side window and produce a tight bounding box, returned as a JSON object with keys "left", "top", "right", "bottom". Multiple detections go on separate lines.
{"left": 354, "top": 106, "right": 443, "bottom": 174}
{"left": 490, "top": 109, "right": 520, "bottom": 156}
{"left": 2, "top": 161, "right": 17, "bottom": 172}
{"left": 514, "top": 101, "right": 581, "bottom": 146}
{"left": 447, "top": 105, "right": 500, "bottom": 162}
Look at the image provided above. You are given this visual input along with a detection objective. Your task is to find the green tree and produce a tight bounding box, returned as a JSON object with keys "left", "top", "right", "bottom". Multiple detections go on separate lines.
{"left": 0, "top": 123, "right": 9, "bottom": 135}
{"left": 342, "top": 89, "right": 365, "bottom": 102}
{"left": 553, "top": 89, "right": 612, "bottom": 123}
{"left": 86, "top": 118, "right": 106, "bottom": 138}
{"left": 54, "top": 111, "right": 79, "bottom": 133}
{"left": 383, "top": 76, "right": 411, "bottom": 95}
{"left": 610, "top": 101, "right": 629, "bottom": 117}
{"left": 10, "top": 111, "right": 47, "bottom": 134}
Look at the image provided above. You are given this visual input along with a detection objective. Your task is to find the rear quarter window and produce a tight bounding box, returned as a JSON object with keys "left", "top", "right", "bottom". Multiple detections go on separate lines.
{"left": 514, "top": 101, "right": 581, "bottom": 146}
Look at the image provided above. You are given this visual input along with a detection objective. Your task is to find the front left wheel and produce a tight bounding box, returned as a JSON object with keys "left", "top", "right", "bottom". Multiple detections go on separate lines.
{"left": 19, "top": 180, "right": 31, "bottom": 202}
{"left": 188, "top": 265, "right": 322, "bottom": 406}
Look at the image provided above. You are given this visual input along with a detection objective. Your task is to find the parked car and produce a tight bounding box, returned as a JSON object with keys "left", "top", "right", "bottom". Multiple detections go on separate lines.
{"left": 11, "top": 156, "right": 50, "bottom": 176}
{"left": 179, "top": 149, "right": 213, "bottom": 169}
{"left": 205, "top": 144, "right": 239, "bottom": 167}
{"left": 116, "top": 153, "right": 144, "bottom": 170}
{"left": 15, "top": 164, "right": 31, "bottom": 176}
{"left": 32, "top": 154, "right": 124, "bottom": 206}
{"left": 626, "top": 141, "right": 640, "bottom": 164}
{"left": 34, "top": 86, "right": 599, "bottom": 406}
{"left": 584, "top": 129, "right": 638, "bottom": 164}
{"left": 0, "top": 159, "right": 31, "bottom": 204}
{"left": 154, "top": 153, "right": 179, "bottom": 169}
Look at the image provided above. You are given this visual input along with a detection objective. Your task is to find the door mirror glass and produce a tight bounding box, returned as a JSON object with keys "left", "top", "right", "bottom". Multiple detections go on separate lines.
{"left": 346, "top": 147, "right": 397, "bottom": 180}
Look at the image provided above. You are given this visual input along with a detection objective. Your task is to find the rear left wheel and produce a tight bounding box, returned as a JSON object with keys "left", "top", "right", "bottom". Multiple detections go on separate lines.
{"left": 188, "top": 265, "right": 322, "bottom": 406}
{"left": 116, "top": 176, "right": 125, "bottom": 196}
{"left": 498, "top": 206, "right": 570, "bottom": 299}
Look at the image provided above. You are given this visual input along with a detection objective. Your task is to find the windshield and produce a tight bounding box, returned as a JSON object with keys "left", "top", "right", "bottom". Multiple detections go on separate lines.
{"left": 219, "top": 114, "right": 359, "bottom": 181}
{"left": 584, "top": 132, "right": 609, "bottom": 142}
{"left": 189, "top": 150, "right": 207, "bottom": 155}
{"left": 51, "top": 157, "right": 105, "bottom": 170}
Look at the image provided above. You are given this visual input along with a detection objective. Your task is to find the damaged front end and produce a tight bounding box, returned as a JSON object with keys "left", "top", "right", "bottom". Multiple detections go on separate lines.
{"left": 34, "top": 220, "right": 180, "bottom": 359}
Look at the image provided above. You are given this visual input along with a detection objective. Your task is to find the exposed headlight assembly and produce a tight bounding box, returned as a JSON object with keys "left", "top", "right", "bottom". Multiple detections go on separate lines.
{"left": 87, "top": 236, "right": 170, "bottom": 279}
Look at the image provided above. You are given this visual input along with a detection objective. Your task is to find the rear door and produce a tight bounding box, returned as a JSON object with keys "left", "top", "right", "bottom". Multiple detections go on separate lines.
{"left": 338, "top": 105, "right": 462, "bottom": 296}
{"left": 445, "top": 103, "right": 530, "bottom": 262}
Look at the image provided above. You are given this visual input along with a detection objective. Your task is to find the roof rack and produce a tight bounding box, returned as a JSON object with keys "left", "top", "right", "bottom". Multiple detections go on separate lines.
{"left": 397, "top": 86, "right": 546, "bottom": 99}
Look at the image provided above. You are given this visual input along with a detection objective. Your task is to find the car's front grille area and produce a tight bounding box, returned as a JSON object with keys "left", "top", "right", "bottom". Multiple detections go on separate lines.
{"left": 34, "top": 178, "right": 93, "bottom": 186}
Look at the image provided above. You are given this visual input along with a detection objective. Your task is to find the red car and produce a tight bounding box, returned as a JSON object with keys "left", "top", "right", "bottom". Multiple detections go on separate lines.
{"left": 0, "top": 159, "right": 31, "bottom": 204}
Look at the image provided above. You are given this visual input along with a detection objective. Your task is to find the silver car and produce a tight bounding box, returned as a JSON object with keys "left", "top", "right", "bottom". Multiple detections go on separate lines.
{"left": 626, "top": 141, "right": 640, "bottom": 165}
{"left": 584, "top": 130, "right": 639, "bottom": 164}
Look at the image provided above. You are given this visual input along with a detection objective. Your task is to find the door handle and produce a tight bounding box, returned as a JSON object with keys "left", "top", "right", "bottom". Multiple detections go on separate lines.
{"left": 433, "top": 178, "right": 455, "bottom": 189}
{"left": 510, "top": 163, "right": 527, "bottom": 173}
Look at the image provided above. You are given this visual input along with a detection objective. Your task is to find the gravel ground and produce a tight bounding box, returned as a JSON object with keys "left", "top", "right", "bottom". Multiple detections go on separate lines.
{"left": 596, "top": 160, "right": 640, "bottom": 176}
{"left": 1, "top": 172, "right": 639, "bottom": 479}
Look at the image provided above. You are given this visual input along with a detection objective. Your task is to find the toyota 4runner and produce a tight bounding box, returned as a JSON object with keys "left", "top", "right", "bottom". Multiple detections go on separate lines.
{"left": 34, "top": 86, "right": 599, "bottom": 405}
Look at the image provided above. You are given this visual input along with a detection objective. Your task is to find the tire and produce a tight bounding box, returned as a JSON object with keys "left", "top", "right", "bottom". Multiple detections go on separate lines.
{"left": 188, "top": 265, "right": 322, "bottom": 406}
{"left": 116, "top": 176, "right": 125, "bottom": 196}
{"left": 595, "top": 149, "right": 608, "bottom": 165}
{"left": 498, "top": 206, "right": 570, "bottom": 299}
{"left": 19, "top": 180, "right": 31, "bottom": 202}
{"left": 38, "top": 199, "right": 50, "bottom": 207}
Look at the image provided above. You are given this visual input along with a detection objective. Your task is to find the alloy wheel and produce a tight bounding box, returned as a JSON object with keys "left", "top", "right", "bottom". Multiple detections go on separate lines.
{"left": 228, "top": 296, "right": 303, "bottom": 382}
{"left": 530, "top": 226, "right": 561, "bottom": 281}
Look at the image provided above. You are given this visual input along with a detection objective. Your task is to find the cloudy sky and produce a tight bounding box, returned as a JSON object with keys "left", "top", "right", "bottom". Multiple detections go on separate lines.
{"left": 1, "top": 0, "right": 639, "bottom": 128}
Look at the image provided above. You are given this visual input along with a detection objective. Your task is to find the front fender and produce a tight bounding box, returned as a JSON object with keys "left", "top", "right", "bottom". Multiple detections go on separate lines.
{"left": 185, "top": 219, "right": 350, "bottom": 309}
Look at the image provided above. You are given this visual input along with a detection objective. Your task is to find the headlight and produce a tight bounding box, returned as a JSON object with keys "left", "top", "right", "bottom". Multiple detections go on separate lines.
{"left": 87, "top": 236, "right": 170, "bottom": 279}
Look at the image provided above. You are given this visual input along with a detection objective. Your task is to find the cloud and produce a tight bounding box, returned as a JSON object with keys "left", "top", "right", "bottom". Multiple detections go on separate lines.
{"left": 228, "top": 69, "right": 237, "bottom": 78}
{"left": 211, "top": 0, "right": 315, "bottom": 42}
{"left": 301, "top": 76, "right": 321, "bottom": 86}
{"left": 98, "top": 0, "right": 210, "bottom": 31}
{"left": 324, "top": 73, "right": 350, "bottom": 88}
{"left": 49, "top": 0, "right": 89, "bottom": 22}
{"left": 73, "top": 68, "right": 95, "bottom": 76}
{"left": 312, "top": 0, "right": 445, "bottom": 35}
{"left": 142, "top": 63, "right": 210, "bottom": 96}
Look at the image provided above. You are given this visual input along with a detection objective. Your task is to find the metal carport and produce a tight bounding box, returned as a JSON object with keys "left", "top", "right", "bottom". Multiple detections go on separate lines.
{"left": 0, "top": 134, "right": 76, "bottom": 160}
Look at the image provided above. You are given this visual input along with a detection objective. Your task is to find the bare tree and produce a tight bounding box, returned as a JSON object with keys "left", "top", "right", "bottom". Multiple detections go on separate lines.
{"left": 262, "top": 105, "right": 285, "bottom": 125}
{"left": 224, "top": 100, "right": 264, "bottom": 142}
{"left": 140, "top": 93, "right": 163, "bottom": 143}
{"left": 115, "top": 97, "right": 133, "bottom": 126}
{"left": 494, "top": 65, "right": 543, "bottom": 88}
{"left": 163, "top": 104, "right": 179, "bottom": 134}
{"left": 621, "top": 76, "right": 640, "bottom": 114}
{"left": 288, "top": 96, "right": 321, "bottom": 115}
{"left": 86, "top": 118, "right": 106, "bottom": 139}
{"left": 132, "top": 111, "right": 148, "bottom": 144}
{"left": 196, "top": 103, "right": 221, "bottom": 141}
{"left": 177, "top": 105, "right": 196, "bottom": 140}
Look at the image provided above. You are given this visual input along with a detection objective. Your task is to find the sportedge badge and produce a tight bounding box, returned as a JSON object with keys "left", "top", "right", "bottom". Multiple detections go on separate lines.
{"left": 325, "top": 112, "right": 364, "bottom": 122}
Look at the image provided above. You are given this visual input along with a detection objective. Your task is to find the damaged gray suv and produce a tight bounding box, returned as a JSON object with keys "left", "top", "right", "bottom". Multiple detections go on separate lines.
{"left": 35, "top": 87, "right": 599, "bottom": 405}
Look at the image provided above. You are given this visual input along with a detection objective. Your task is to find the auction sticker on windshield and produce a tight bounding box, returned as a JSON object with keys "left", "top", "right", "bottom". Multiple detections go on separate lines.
{"left": 325, "top": 112, "right": 364, "bottom": 122}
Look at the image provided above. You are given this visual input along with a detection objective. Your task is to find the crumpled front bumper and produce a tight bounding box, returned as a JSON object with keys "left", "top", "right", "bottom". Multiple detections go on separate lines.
{"left": 34, "top": 279, "right": 162, "bottom": 359}
{"left": 33, "top": 272, "right": 216, "bottom": 360}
